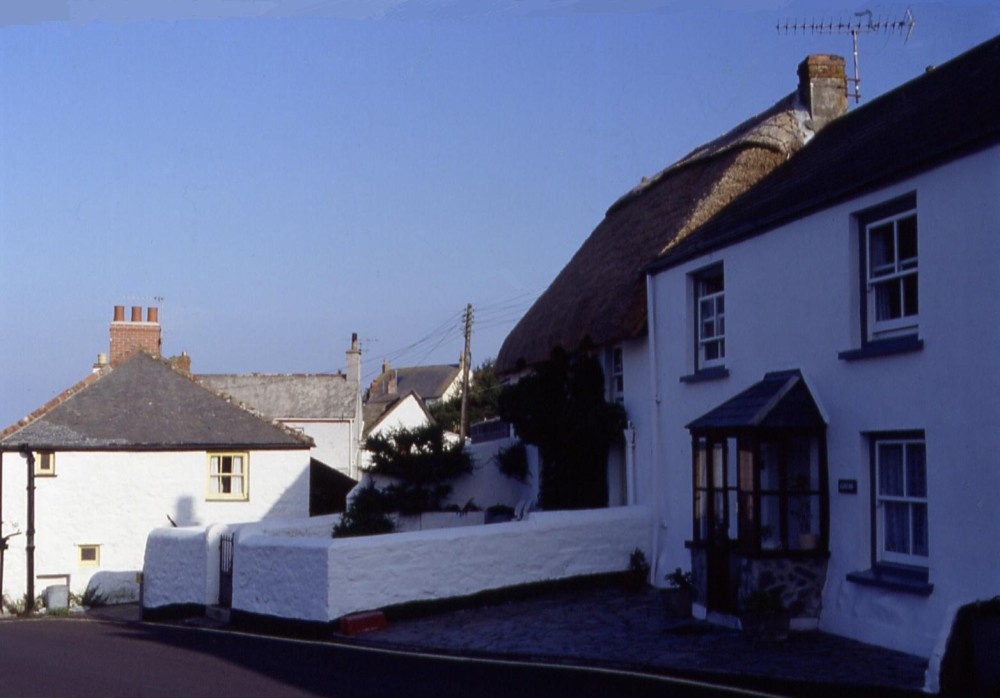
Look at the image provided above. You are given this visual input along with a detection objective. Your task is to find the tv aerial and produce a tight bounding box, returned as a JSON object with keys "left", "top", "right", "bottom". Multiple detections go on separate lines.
{"left": 778, "top": 8, "right": 916, "bottom": 103}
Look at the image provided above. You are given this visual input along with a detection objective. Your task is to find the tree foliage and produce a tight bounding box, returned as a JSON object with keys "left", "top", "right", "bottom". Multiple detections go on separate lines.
{"left": 428, "top": 359, "right": 502, "bottom": 433}
{"left": 332, "top": 483, "right": 396, "bottom": 538}
{"left": 363, "top": 423, "right": 474, "bottom": 515}
{"left": 498, "top": 348, "right": 626, "bottom": 510}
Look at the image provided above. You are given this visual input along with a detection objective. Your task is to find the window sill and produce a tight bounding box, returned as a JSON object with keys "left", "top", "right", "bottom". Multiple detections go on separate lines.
{"left": 838, "top": 335, "right": 923, "bottom": 362}
{"left": 680, "top": 366, "right": 730, "bottom": 383}
{"left": 846, "top": 565, "right": 933, "bottom": 596}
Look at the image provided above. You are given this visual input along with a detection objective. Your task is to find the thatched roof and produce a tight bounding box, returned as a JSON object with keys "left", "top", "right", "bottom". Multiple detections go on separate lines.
{"left": 496, "top": 92, "right": 812, "bottom": 374}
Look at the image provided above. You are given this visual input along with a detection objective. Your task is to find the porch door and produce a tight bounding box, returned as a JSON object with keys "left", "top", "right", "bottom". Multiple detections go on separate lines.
{"left": 694, "top": 436, "right": 738, "bottom": 612}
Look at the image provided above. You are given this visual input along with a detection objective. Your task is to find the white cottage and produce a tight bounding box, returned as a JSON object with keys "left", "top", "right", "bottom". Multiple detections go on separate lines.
{"left": 496, "top": 54, "right": 849, "bottom": 508}
{"left": 0, "top": 308, "right": 312, "bottom": 604}
{"left": 644, "top": 36, "right": 999, "bottom": 658}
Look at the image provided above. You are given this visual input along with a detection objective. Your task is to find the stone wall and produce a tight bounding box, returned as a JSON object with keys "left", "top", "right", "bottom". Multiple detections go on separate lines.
{"left": 738, "top": 556, "right": 828, "bottom": 618}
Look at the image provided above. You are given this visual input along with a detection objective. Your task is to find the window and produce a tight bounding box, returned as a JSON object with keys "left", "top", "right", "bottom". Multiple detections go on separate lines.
{"left": 861, "top": 196, "right": 918, "bottom": 341}
{"left": 695, "top": 266, "right": 725, "bottom": 369}
{"left": 874, "top": 436, "right": 928, "bottom": 566}
{"left": 34, "top": 451, "right": 55, "bottom": 476}
{"left": 610, "top": 346, "right": 624, "bottom": 404}
{"left": 78, "top": 545, "right": 100, "bottom": 566}
{"left": 207, "top": 453, "right": 249, "bottom": 500}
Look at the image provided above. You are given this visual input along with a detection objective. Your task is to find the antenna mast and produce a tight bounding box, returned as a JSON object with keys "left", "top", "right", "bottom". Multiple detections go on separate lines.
{"left": 778, "top": 8, "right": 915, "bottom": 103}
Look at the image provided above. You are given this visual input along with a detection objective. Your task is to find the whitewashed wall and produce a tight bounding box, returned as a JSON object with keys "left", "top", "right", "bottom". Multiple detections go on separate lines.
{"left": 143, "top": 524, "right": 229, "bottom": 608}
{"left": 281, "top": 419, "right": 354, "bottom": 477}
{"left": 447, "top": 437, "right": 538, "bottom": 512}
{"left": 228, "top": 505, "right": 651, "bottom": 622}
{"left": 0, "top": 448, "right": 310, "bottom": 600}
{"left": 647, "top": 146, "right": 1000, "bottom": 657}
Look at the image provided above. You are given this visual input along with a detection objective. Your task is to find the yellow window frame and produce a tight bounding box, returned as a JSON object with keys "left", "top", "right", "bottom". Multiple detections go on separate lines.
{"left": 206, "top": 452, "right": 249, "bottom": 501}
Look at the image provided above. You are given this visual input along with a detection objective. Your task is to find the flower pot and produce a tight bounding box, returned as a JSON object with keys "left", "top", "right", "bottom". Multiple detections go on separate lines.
{"left": 798, "top": 533, "right": 818, "bottom": 550}
{"left": 662, "top": 588, "right": 693, "bottom": 618}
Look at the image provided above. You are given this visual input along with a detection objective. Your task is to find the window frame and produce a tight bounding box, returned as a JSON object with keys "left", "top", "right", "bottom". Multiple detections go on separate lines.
{"left": 78, "top": 544, "right": 100, "bottom": 567}
{"left": 34, "top": 451, "right": 56, "bottom": 477}
{"left": 870, "top": 432, "right": 928, "bottom": 568}
{"left": 609, "top": 345, "right": 624, "bottom": 404}
{"left": 693, "top": 264, "right": 725, "bottom": 371}
{"left": 856, "top": 194, "right": 918, "bottom": 344}
{"left": 206, "top": 452, "right": 250, "bottom": 501}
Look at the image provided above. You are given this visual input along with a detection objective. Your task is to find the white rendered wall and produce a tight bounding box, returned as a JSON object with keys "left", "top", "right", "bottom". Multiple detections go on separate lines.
{"left": 647, "top": 146, "right": 1000, "bottom": 657}
{"left": 142, "top": 524, "right": 228, "bottom": 608}
{"left": 282, "top": 420, "right": 354, "bottom": 478}
{"left": 447, "top": 437, "right": 538, "bottom": 512}
{"left": 230, "top": 505, "right": 652, "bottom": 622}
{"left": 1, "top": 448, "right": 310, "bottom": 599}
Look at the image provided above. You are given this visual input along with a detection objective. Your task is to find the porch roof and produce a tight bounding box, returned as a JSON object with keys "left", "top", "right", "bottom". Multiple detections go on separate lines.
{"left": 686, "top": 369, "right": 825, "bottom": 431}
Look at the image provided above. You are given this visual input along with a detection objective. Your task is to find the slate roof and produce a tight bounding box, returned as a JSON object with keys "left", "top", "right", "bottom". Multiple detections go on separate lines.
{"left": 368, "top": 364, "right": 461, "bottom": 403}
{"left": 651, "top": 35, "right": 1000, "bottom": 273}
{"left": 0, "top": 353, "right": 312, "bottom": 452}
{"left": 197, "top": 373, "right": 359, "bottom": 421}
{"left": 496, "top": 85, "right": 817, "bottom": 374}
{"left": 686, "top": 370, "right": 826, "bottom": 431}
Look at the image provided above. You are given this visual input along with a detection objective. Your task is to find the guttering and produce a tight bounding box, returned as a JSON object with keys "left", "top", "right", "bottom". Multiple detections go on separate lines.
{"left": 18, "top": 445, "right": 35, "bottom": 613}
{"left": 645, "top": 272, "right": 664, "bottom": 584}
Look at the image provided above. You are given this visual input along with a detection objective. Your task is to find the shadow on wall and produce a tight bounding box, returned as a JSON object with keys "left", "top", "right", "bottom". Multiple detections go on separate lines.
{"left": 263, "top": 466, "right": 311, "bottom": 521}
{"left": 172, "top": 495, "right": 197, "bottom": 527}
{"left": 85, "top": 570, "right": 140, "bottom": 606}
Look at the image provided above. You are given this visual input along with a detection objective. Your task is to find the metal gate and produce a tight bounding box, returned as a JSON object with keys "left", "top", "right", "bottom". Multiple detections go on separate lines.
{"left": 219, "top": 533, "right": 234, "bottom": 608}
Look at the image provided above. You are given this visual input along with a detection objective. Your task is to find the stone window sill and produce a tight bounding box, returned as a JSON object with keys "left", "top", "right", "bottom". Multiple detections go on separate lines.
{"left": 846, "top": 565, "right": 933, "bottom": 596}
{"left": 838, "top": 335, "right": 923, "bottom": 362}
{"left": 680, "top": 366, "right": 730, "bottom": 384}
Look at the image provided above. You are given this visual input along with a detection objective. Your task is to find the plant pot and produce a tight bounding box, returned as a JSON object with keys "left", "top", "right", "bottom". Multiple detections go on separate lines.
{"left": 662, "top": 588, "right": 693, "bottom": 618}
{"left": 798, "top": 533, "right": 818, "bottom": 550}
{"left": 740, "top": 611, "right": 790, "bottom": 641}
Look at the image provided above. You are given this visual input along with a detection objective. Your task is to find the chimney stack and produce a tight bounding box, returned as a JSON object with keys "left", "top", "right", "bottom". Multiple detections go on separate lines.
{"left": 109, "top": 304, "right": 162, "bottom": 367}
{"left": 345, "top": 332, "right": 361, "bottom": 386}
{"left": 798, "top": 54, "right": 848, "bottom": 133}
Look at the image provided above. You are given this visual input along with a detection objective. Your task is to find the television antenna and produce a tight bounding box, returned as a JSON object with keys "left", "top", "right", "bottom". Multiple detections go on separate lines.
{"left": 778, "top": 8, "right": 915, "bottom": 103}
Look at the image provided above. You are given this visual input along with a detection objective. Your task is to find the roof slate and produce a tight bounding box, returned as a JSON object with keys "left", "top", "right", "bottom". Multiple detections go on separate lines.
{"left": 197, "top": 373, "right": 359, "bottom": 421}
{"left": 496, "top": 89, "right": 812, "bottom": 374}
{"left": 369, "top": 364, "right": 461, "bottom": 402}
{"left": 651, "top": 35, "right": 1000, "bottom": 272}
{"left": 0, "top": 353, "right": 311, "bottom": 452}
{"left": 686, "top": 370, "right": 826, "bottom": 431}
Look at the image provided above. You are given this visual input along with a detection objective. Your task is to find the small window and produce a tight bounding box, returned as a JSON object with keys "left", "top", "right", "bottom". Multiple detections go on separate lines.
{"left": 207, "top": 453, "right": 249, "bottom": 501}
{"left": 694, "top": 265, "right": 725, "bottom": 370}
{"left": 610, "top": 346, "right": 624, "bottom": 404}
{"left": 78, "top": 545, "right": 100, "bottom": 566}
{"left": 873, "top": 435, "right": 928, "bottom": 567}
{"left": 34, "top": 451, "right": 55, "bottom": 476}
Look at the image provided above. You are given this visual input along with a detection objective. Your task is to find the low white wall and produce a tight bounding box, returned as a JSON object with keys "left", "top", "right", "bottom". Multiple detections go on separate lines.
{"left": 142, "top": 524, "right": 228, "bottom": 609}
{"left": 231, "top": 505, "right": 652, "bottom": 623}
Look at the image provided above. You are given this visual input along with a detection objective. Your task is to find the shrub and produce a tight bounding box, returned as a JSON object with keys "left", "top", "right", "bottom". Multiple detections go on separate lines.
{"left": 493, "top": 442, "right": 529, "bottom": 482}
{"left": 332, "top": 484, "right": 396, "bottom": 538}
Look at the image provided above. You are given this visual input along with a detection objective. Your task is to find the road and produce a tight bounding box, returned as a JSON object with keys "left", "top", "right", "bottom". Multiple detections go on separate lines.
{"left": 0, "top": 617, "right": 779, "bottom": 697}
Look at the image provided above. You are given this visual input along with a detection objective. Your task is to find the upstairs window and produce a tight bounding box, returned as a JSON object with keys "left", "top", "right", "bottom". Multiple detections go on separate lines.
{"left": 695, "top": 265, "right": 725, "bottom": 369}
{"left": 207, "top": 453, "right": 249, "bottom": 501}
{"left": 34, "top": 451, "right": 55, "bottom": 477}
{"left": 861, "top": 197, "right": 918, "bottom": 341}
{"left": 610, "top": 346, "right": 624, "bottom": 404}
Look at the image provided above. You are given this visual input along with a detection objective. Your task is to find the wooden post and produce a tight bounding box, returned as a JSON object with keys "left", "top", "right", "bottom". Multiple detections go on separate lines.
{"left": 459, "top": 304, "right": 473, "bottom": 442}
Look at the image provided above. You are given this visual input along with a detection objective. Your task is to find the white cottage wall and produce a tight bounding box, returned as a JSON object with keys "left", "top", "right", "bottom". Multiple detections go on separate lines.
{"left": 648, "top": 145, "right": 1000, "bottom": 657}
{"left": 281, "top": 419, "right": 354, "bottom": 476}
{"left": 1, "top": 448, "right": 309, "bottom": 600}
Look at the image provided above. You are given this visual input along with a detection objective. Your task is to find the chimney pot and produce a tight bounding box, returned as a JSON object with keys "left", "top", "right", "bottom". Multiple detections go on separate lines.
{"left": 130, "top": 306, "right": 142, "bottom": 322}
{"left": 147, "top": 307, "right": 158, "bottom": 323}
{"left": 113, "top": 305, "right": 125, "bottom": 322}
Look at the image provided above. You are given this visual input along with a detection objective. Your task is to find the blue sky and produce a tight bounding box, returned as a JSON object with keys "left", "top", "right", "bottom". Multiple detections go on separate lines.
{"left": 0, "top": 1, "right": 996, "bottom": 428}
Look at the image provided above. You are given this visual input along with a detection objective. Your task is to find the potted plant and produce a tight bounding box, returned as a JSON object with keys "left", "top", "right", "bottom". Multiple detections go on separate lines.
{"left": 623, "top": 548, "right": 650, "bottom": 592}
{"left": 662, "top": 568, "right": 694, "bottom": 618}
{"left": 740, "top": 588, "right": 789, "bottom": 641}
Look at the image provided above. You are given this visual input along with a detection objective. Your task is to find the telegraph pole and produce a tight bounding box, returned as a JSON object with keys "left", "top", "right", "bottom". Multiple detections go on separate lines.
{"left": 459, "top": 304, "right": 473, "bottom": 442}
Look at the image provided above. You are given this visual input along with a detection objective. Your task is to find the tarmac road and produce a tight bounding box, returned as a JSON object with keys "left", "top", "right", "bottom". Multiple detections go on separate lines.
{"left": 0, "top": 617, "right": 783, "bottom": 698}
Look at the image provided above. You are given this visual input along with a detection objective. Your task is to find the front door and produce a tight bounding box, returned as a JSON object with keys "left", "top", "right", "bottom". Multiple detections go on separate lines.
{"left": 693, "top": 436, "right": 737, "bottom": 613}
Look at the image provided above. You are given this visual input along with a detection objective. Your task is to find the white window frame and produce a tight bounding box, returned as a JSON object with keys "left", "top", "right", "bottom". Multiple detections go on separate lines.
{"left": 874, "top": 437, "right": 928, "bottom": 567}
{"left": 207, "top": 452, "right": 249, "bottom": 501}
{"left": 695, "top": 266, "right": 725, "bottom": 369}
{"left": 865, "top": 209, "right": 918, "bottom": 339}
{"left": 610, "top": 345, "right": 624, "bottom": 404}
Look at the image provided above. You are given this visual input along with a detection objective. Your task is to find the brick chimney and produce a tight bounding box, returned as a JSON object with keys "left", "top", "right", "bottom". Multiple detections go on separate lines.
{"left": 798, "top": 54, "right": 848, "bottom": 132}
{"left": 109, "top": 305, "right": 162, "bottom": 367}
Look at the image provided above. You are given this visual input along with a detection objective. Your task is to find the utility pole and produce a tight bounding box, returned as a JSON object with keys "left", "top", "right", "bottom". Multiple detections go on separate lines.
{"left": 459, "top": 303, "right": 473, "bottom": 443}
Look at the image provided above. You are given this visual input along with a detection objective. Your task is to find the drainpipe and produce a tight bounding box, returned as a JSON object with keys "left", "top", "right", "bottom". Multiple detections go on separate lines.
{"left": 645, "top": 272, "right": 664, "bottom": 585}
{"left": 19, "top": 447, "right": 35, "bottom": 612}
